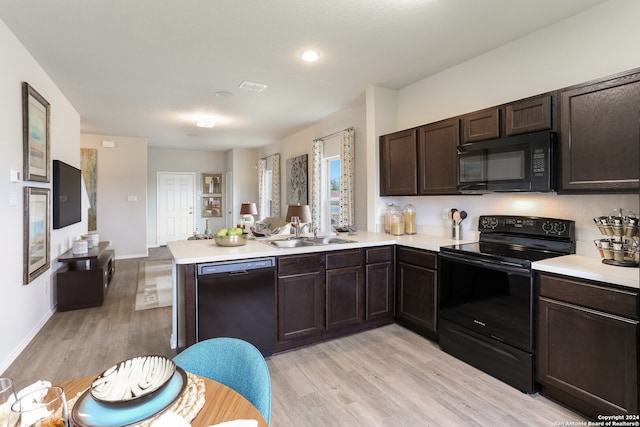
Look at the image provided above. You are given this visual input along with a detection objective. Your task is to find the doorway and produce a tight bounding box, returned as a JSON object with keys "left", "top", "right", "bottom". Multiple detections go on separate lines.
{"left": 157, "top": 172, "right": 195, "bottom": 245}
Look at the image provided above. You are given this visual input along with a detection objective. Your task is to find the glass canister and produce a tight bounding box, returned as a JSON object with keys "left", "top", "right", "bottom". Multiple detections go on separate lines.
{"left": 388, "top": 204, "right": 404, "bottom": 236}
{"left": 403, "top": 204, "right": 417, "bottom": 235}
{"left": 384, "top": 203, "right": 398, "bottom": 234}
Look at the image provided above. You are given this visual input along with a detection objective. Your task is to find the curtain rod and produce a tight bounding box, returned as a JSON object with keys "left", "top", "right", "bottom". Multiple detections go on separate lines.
{"left": 317, "top": 127, "right": 353, "bottom": 141}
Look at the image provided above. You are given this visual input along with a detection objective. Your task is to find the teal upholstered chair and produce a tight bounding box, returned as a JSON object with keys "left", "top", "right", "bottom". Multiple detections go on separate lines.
{"left": 173, "top": 338, "right": 271, "bottom": 424}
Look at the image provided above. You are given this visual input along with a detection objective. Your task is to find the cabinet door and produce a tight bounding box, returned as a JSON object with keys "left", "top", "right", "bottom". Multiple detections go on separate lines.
{"left": 559, "top": 69, "right": 640, "bottom": 192}
{"left": 537, "top": 297, "right": 639, "bottom": 417}
{"left": 505, "top": 94, "right": 552, "bottom": 136}
{"left": 326, "top": 266, "right": 363, "bottom": 330}
{"left": 379, "top": 129, "right": 418, "bottom": 196}
{"left": 417, "top": 118, "right": 460, "bottom": 195}
{"left": 277, "top": 272, "right": 324, "bottom": 342}
{"left": 461, "top": 107, "right": 500, "bottom": 143}
{"left": 277, "top": 254, "right": 325, "bottom": 342}
{"left": 365, "top": 247, "right": 394, "bottom": 322}
{"left": 396, "top": 262, "right": 437, "bottom": 332}
{"left": 365, "top": 262, "right": 394, "bottom": 321}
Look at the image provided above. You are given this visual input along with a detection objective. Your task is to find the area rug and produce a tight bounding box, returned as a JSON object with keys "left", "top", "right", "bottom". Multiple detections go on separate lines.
{"left": 135, "top": 260, "right": 173, "bottom": 311}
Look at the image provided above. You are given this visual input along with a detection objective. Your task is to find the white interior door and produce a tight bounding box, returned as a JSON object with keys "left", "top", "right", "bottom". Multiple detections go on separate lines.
{"left": 225, "top": 171, "right": 233, "bottom": 228}
{"left": 157, "top": 172, "right": 195, "bottom": 245}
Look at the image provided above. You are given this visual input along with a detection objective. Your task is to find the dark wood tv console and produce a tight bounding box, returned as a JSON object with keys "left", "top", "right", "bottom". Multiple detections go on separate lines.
{"left": 56, "top": 242, "right": 115, "bottom": 311}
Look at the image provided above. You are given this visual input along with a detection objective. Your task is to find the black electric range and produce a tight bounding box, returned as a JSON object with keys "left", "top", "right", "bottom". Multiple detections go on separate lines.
{"left": 438, "top": 215, "right": 575, "bottom": 393}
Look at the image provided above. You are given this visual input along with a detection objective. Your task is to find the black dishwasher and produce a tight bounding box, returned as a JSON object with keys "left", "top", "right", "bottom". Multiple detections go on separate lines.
{"left": 196, "top": 257, "right": 276, "bottom": 356}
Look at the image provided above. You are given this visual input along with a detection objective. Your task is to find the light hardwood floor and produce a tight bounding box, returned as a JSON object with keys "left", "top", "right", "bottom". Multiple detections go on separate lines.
{"left": 3, "top": 248, "right": 587, "bottom": 426}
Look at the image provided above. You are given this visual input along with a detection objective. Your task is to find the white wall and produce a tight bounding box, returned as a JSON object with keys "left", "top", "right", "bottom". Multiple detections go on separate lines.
{"left": 80, "top": 134, "right": 148, "bottom": 258}
{"left": 147, "top": 148, "right": 227, "bottom": 243}
{"left": 0, "top": 18, "right": 83, "bottom": 373}
{"left": 371, "top": 0, "right": 640, "bottom": 257}
{"left": 259, "top": 103, "right": 368, "bottom": 229}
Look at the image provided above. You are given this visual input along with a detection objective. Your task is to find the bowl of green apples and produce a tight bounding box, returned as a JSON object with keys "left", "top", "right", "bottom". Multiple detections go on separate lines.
{"left": 214, "top": 227, "right": 248, "bottom": 247}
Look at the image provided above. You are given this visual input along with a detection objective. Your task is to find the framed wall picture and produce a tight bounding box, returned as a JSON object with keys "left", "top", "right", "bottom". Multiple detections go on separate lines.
{"left": 22, "top": 82, "right": 51, "bottom": 182}
{"left": 202, "top": 173, "right": 222, "bottom": 195}
{"left": 286, "top": 154, "right": 308, "bottom": 205}
{"left": 24, "top": 187, "right": 50, "bottom": 284}
{"left": 202, "top": 196, "right": 222, "bottom": 217}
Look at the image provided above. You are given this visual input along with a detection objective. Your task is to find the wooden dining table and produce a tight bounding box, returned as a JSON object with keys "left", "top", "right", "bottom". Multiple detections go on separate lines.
{"left": 57, "top": 374, "right": 268, "bottom": 427}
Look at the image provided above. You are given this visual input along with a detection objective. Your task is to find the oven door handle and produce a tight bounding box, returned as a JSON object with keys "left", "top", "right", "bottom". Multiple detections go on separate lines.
{"left": 439, "top": 252, "right": 531, "bottom": 276}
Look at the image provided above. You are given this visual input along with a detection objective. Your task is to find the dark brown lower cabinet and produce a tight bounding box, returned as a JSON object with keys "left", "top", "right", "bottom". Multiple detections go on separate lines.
{"left": 276, "top": 253, "right": 325, "bottom": 348}
{"left": 326, "top": 249, "right": 363, "bottom": 330}
{"left": 275, "top": 247, "right": 396, "bottom": 352}
{"left": 395, "top": 247, "right": 437, "bottom": 339}
{"left": 537, "top": 273, "right": 639, "bottom": 418}
{"left": 365, "top": 246, "right": 394, "bottom": 322}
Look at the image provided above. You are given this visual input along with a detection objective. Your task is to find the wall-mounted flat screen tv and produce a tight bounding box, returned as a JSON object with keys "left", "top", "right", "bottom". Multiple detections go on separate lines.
{"left": 53, "top": 160, "right": 82, "bottom": 229}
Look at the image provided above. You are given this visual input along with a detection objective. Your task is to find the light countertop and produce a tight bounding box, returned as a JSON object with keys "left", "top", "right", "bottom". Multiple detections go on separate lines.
{"left": 167, "top": 231, "right": 639, "bottom": 290}
{"left": 533, "top": 255, "right": 639, "bottom": 290}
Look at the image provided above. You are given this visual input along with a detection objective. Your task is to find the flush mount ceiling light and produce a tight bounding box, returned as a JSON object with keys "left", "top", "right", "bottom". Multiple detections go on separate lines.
{"left": 301, "top": 49, "right": 320, "bottom": 63}
{"left": 238, "top": 81, "right": 268, "bottom": 92}
{"left": 196, "top": 118, "right": 216, "bottom": 128}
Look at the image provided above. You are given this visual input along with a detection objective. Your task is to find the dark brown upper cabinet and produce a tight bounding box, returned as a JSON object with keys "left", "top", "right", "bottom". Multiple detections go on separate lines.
{"left": 461, "top": 107, "right": 500, "bottom": 143}
{"left": 417, "top": 118, "right": 460, "bottom": 195}
{"left": 505, "top": 94, "right": 553, "bottom": 136}
{"left": 559, "top": 69, "right": 640, "bottom": 193}
{"left": 379, "top": 129, "right": 418, "bottom": 196}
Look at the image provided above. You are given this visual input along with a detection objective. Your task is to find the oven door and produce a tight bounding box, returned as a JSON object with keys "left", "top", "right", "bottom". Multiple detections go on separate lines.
{"left": 438, "top": 251, "right": 534, "bottom": 353}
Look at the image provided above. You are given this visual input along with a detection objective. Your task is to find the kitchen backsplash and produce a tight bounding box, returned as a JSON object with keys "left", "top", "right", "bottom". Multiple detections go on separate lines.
{"left": 379, "top": 192, "right": 639, "bottom": 258}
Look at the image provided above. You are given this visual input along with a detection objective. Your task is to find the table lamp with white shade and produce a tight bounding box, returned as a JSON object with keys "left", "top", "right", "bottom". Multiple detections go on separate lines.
{"left": 240, "top": 202, "right": 258, "bottom": 228}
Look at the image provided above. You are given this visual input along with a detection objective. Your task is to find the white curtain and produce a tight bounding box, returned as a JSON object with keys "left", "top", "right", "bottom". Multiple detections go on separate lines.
{"left": 339, "top": 128, "right": 355, "bottom": 226}
{"left": 311, "top": 139, "right": 323, "bottom": 227}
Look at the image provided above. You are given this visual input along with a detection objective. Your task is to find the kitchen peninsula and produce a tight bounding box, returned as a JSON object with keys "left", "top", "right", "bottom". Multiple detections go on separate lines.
{"left": 167, "top": 231, "right": 638, "bottom": 348}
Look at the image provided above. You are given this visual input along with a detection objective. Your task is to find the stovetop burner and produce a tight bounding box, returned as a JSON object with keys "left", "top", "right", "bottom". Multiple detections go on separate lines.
{"left": 441, "top": 215, "right": 576, "bottom": 266}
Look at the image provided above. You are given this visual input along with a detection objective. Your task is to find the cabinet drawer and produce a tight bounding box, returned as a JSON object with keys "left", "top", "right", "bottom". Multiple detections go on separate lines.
{"left": 365, "top": 246, "right": 393, "bottom": 264}
{"left": 278, "top": 253, "right": 324, "bottom": 276}
{"left": 539, "top": 274, "right": 638, "bottom": 319}
{"left": 397, "top": 246, "right": 436, "bottom": 269}
{"left": 326, "top": 249, "right": 362, "bottom": 270}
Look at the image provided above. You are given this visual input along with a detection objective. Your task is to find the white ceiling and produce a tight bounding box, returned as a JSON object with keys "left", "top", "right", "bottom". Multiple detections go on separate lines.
{"left": 0, "top": 0, "right": 607, "bottom": 151}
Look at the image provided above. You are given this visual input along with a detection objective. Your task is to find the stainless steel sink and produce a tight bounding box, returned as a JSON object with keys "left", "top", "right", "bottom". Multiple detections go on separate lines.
{"left": 265, "top": 236, "right": 355, "bottom": 248}
{"left": 266, "top": 239, "right": 314, "bottom": 248}
{"left": 302, "top": 237, "right": 355, "bottom": 245}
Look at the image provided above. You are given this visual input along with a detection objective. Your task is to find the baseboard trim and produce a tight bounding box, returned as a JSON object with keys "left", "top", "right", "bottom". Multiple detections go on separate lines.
{"left": 0, "top": 306, "right": 55, "bottom": 374}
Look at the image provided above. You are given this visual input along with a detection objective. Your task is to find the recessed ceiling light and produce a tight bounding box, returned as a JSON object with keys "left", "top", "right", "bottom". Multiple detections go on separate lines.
{"left": 301, "top": 49, "right": 320, "bottom": 63}
{"left": 215, "top": 91, "right": 233, "bottom": 98}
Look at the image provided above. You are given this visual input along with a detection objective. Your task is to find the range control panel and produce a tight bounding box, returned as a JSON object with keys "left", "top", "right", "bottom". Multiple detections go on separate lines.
{"left": 479, "top": 215, "right": 575, "bottom": 239}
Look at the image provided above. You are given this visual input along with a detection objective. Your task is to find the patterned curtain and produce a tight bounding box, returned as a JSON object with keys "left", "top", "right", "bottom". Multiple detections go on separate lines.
{"left": 257, "top": 158, "right": 267, "bottom": 219}
{"left": 339, "top": 129, "right": 355, "bottom": 226}
{"left": 311, "top": 139, "right": 324, "bottom": 227}
{"left": 271, "top": 153, "right": 281, "bottom": 218}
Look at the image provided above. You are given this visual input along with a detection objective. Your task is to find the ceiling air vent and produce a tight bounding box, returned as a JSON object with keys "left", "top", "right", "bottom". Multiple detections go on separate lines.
{"left": 238, "top": 80, "right": 268, "bottom": 92}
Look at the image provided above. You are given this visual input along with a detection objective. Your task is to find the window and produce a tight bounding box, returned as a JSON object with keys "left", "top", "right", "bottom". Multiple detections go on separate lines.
{"left": 324, "top": 156, "right": 341, "bottom": 231}
{"left": 262, "top": 169, "right": 273, "bottom": 217}
{"left": 312, "top": 128, "right": 354, "bottom": 232}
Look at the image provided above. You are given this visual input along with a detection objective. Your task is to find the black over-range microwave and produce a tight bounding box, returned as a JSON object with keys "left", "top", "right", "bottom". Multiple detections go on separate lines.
{"left": 457, "top": 130, "right": 558, "bottom": 193}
